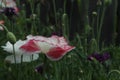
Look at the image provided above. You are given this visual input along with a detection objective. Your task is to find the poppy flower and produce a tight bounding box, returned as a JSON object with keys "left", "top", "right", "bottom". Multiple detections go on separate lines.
{"left": 0, "top": 0, "right": 18, "bottom": 17}
{"left": 2, "top": 7, "right": 18, "bottom": 16}
{"left": 88, "top": 52, "right": 110, "bottom": 63}
{"left": 20, "top": 35, "right": 75, "bottom": 61}
{"left": 1, "top": 40, "right": 39, "bottom": 64}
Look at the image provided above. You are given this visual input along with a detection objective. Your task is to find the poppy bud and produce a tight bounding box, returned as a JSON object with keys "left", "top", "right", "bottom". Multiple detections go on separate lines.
{"left": 7, "top": 32, "right": 16, "bottom": 44}
{"left": 62, "top": 13, "right": 69, "bottom": 37}
{"left": 92, "top": 12, "right": 97, "bottom": 16}
{"left": 104, "top": 0, "right": 112, "bottom": 6}
{"left": 89, "top": 38, "right": 98, "bottom": 53}
{"left": 62, "top": 13, "right": 68, "bottom": 27}
{"left": 97, "top": 0, "right": 102, "bottom": 6}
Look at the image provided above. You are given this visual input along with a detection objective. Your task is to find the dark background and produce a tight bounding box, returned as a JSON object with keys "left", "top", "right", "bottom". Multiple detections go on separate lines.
{"left": 20, "top": 0, "right": 120, "bottom": 45}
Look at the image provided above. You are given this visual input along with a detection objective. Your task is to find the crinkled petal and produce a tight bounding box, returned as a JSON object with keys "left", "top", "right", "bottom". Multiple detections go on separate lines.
{"left": 36, "top": 41, "right": 53, "bottom": 53}
{"left": 27, "top": 35, "right": 47, "bottom": 41}
{"left": 46, "top": 46, "right": 75, "bottom": 61}
{"left": 20, "top": 39, "right": 41, "bottom": 54}
{"left": 1, "top": 40, "right": 26, "bottom": 54}
{"left": 1, "top": 41, "right": 14, "bottom": 53}
{"left": 5, "top": 54, "right": 39, "bottom": 64}
{"left": 22, "top": 35, "right": 75, "bottom": 61}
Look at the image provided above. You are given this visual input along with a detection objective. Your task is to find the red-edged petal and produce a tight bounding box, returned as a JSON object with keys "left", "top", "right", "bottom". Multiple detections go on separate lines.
{"left": 20, "top": 40, "right": 40, "bottom": 54}
{"left": 46, "top": 46, "right": 75, "bottom": 61}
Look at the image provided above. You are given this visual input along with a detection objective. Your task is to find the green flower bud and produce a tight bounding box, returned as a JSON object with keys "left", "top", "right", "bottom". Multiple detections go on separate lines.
{"left": 85, "top": 24, "right": 91, "bottom": 35}
{"left": 7, "top": 32, "right": 16, "bottom": 44}
{"left": 104, "top": 0, "right": 112, "bottom": 6}
{"left": 62, "top": 13, "right": 68, "bottom": 27}
{"left": 89, "top": 38, "right": 98, "bottom": 53}
{"left": 92, "top": 11, "right": 97, "bottom": 16}
{"left": 97, "top": 0, "right": 102, "bottom": 6}
{"left": 62, "top": 13, "right": 69, "bottom": 37}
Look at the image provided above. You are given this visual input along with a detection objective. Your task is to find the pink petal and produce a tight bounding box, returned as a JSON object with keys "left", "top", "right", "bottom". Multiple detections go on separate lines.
{"left": 0, "top": 20, "right": 4, "bottom": 24}
{"left": 14, "top": 7, "right": 19, "bottom": 13}
{"left": 20, "top": 40, "right": 40, "bottom": 54}
{"left": 46, "top": 46, "right": 75, "bottom": 61}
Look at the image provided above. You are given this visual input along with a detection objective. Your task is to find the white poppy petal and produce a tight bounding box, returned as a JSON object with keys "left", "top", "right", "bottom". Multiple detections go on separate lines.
{"left": 5, "top": 54, "right": 39, "bottom": 64}
{"left": 22, "top": 54, "right": 39, "bottom": 62}
{"left": 1, "top": 41, "right": 13, "bottom": 53}
{"left": 36, "top": 41, "right": 53, "bottom": 53}
{"left": 1, "top": 40, "right": 26, "bottom": 54}
{"left": 5, "top": 54, "right": 22, "bottom": 63}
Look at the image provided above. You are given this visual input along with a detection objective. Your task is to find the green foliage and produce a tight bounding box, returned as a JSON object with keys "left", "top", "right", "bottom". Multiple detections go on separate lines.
{"left": 0, "top": 0, "right": 120, "bottom": 80}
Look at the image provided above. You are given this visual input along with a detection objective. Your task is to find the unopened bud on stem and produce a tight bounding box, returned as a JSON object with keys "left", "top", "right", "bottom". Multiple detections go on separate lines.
{"left": 7, "top": 32, "right": 16, "bottom": 44}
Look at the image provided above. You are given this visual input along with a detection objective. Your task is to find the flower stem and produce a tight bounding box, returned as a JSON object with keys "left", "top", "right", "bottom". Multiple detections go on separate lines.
{"left": 63, "top": 0, "right": 67, "bottom": 13}
{"left": 97, "top": 6, "right": 106, "bottom": 50}
{"left": 96, "top": 5, "right": 100, "bottom": 51}
{"left": 13, "top": 44, "right": 17, "bottom": 65}
{"left": 112, "top": 0, "right": 118, "bottom": 45}
{"left": 108, "top": 70, "right": 120, "bottom": 79}
{"left": 52, "top": 0, "right": 57, "bottom": 26}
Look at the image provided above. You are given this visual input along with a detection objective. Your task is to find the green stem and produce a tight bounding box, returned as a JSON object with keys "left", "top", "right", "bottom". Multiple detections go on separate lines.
{"left": 69, "top": 0, "right": 73, "bottom": 31}
{"left": 64, "top": 0, "right": 67, "bottom": 13}
{"left": 97, "top": 6, "right": 106, "bottom": 48}
{"left": 29, "top": 0, "right": 36, "bottom": 34}
{"left": 54, "top": 62, "right": 59, "bottom": 80}
{"left": 108, "top": 70, "right": 120, "bottom": 79}
{"left": 13, "top": 44, "right": 17, "bottom": 65}
{"left": 112, "top": 0, "right": 118, "bottom": 45}
{"left": 91, "top": 15, "right": 95, "bottom": 38}
{"left": 13, "top": 44, "right": 18, "bottom": 79}
{"left": 52, "top": 0, "right": 57, "bottom": 26}
{"left": 82, "top": 0, "right": 89, "bottom": 55}
{"left": 96, "top": 6, "right": 100, "bottom": 51}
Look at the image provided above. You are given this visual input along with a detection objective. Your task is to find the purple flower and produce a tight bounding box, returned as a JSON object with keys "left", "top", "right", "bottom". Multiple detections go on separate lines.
{"left": 0, "top": 7, "right": 18, "bottom": 18}
{"left": 88, "top": 52, "right": 110, "bottom": 63}
{"left": 35, "top": 63, "right": 44, "bottom": 75}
